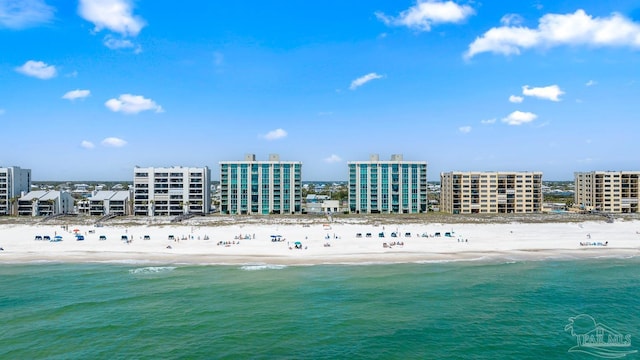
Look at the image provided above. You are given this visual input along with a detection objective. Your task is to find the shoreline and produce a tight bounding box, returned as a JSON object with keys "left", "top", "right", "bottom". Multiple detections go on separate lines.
{"left": 2, "top": 249, "right": 639, "bottom": 267}
{"left": 1, "top": 216, "right": 640, "bottom": 265}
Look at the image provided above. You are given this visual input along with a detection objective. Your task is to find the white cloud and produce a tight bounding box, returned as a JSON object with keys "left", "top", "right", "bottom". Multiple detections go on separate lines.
{"left": 80, "top": 140, "right": 95, "bottom": 149}
{"left": 522, "top": 84, "right": 564, "bottom": 101}
{"left": 350, "top": 73, "right": 383, "bottom": 90}
{"left": 103, "top": 34, "right": 140, "bottom": 52}
{"left": 78, "top": 0, "right": 145, "bottom": 37}
{"left": 0, "top": 0, "right": 55, "bottom": 29}
{"left": 502, "top": 110, "right": 538, "bottom": 125}
{"left": 376, "top": 0, "right": 475, "bottom": 31}
{"left": 15, "top": 60, "right": 56, "bottom": 79}
{"left": 105, "top": 94, "right": 163, "bottom": 114}
{"left": 262, "top": 128, "right": 287, "bottom": 141}
{"left": 466, "top": 9, "right": 640, "bottom": 59}
{"left": 62, "top": 89, "right": 91, "bottom": 100}
{"left": 480, "top": 118, "right": 496, "bottom": 124}
{"left": 586, "top": 80, "right": 597, "bottom": 86}
{"left": 458, "top": 126, "right": 472, "bottom": 133}
{"left": 509, "top": 95, "right": 524, "bottom": 103}
{"left": 324, "top": 154, "right": 342, "bottom": 163}
{"left": 500, "top": 14, "right": 523, "bottom": 26}
{"left": 101, "top": 137, "right": 127, "bottom": 147}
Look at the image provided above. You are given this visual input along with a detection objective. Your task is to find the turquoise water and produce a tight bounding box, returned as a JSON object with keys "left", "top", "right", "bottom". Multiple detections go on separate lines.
{"left": 1, "top": 258, "right": 639, "bottom": 359}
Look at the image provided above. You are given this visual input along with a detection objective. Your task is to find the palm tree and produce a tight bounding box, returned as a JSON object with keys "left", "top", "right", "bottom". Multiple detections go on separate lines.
{"left": 31, "top": 197, "right": 39, "bottom": 216}
{"left": 149, "top": 199, "right": 155, "bottom": 217}
{"left": 8, "top": 196, "right": 19, "bottom": 216}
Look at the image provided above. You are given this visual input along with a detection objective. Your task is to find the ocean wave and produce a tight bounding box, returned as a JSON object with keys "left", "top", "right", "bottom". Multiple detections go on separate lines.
{"left": 129, "top": 266, "right": 177, "bottom": 275}
{"left": 240, "top": 264, "right": 287, "bottom": 271}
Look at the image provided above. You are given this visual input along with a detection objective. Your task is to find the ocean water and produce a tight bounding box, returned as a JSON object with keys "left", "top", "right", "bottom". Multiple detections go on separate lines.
{"left": 1, "top": 258, "right": 639, "bottom": 359}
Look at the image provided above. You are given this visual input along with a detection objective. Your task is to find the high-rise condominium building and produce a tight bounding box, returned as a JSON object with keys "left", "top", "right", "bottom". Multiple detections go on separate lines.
{"left": 440, "top": 171, "right": 543, "bottom": 214}
{"left": 133, "top": 166, "right": 211, "bottom": 216}
{"left": 219, "top": 154, "right": 302, "bottom": 215}
{"left": 348, "top": 154, "right": 428, "bottom": 214}
{"left": 0, "top": 166, "right": 31, "bottom": 215}
{"left": 574, "top": 171, "right": 640, "bottom": 213}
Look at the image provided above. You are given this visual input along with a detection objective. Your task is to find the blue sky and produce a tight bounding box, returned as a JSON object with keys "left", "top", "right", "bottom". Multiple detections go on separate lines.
{"left": 2, "top": 0, "right": 640, "bottom": 181}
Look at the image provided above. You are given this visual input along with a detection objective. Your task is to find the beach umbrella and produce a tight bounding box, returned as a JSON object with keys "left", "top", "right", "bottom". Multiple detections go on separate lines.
{"left": 73, "top": 229, "right": 80, "bottom": 233}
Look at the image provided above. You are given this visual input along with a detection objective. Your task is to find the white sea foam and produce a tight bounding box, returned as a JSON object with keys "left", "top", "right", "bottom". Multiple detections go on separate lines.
{"left": 129, "top": 266, "right": 177, "bottom": 275}
{"left": 240, "top": 264, "right": 287, "bottom": 271}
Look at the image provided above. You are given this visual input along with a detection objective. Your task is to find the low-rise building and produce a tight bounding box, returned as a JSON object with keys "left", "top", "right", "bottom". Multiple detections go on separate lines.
{"left": 17, "top": 190, "right": 74, "bottom": 216}
{"left": 88, "top": 190, "right": 132, "bottom": 216}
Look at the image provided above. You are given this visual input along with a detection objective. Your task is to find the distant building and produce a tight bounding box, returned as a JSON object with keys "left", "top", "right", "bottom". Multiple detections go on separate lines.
{"left": 440, "top": 171, "right": 543, "bottom": 214}
{"left": 88, "top": 190, "right": 132, "bottom": 216}
{"left": 574, "top": 171, "right": 640, "bottom": 213}
{"left": 0, "top": 166, "right": 31, "bottom": 215}
{"left": 321, "top": 200, "right": 341, "bottom": 214}
{"left": 133, "top": 166, "right": 211, "bottom": 216}
{"left": 17, "top": 190, "right": 74, "bottom": 216}
{"left": 348, "top": 154, "right": 428, "bottom": 214}
{"left": 219, "top": 154, "right": 302, "bottom": 214}
{"left": 305, "top": 199, "right": 342, "bottom": 214}
{"left": 306, "top": 194, "right": 330, "bottom": 203}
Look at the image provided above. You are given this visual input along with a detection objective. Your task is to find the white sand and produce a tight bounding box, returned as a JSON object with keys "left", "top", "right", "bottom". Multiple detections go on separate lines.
{"left": 1, "top": 219, "right": 639, "bottom": 265}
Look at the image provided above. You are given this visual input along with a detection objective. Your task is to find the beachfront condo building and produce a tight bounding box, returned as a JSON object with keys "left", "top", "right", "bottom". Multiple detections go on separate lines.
{"left": 440, "top": 171, "right": 543, "bottom": 214}
{"left": 348, "top": 154, "right": 428, "bottom": 214}
{"left": 219, "top": 154, "right": 302, "bottom": 214}
{"left": 88, "top": 190, "right": 132, "bottom": 216}
{"left": 574, "top": 171, "right": 640, "bottom": 213}
{"left": 133, "top": 166, "right": 211, "bottom": 216}
{"left": 17, "top": 190, "right": 74, "bottom": 216}
{"left": 0, "top": 166, "right": 31, "bottom": 215}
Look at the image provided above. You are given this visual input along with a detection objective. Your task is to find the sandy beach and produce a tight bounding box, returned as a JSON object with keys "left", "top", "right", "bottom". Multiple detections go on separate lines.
{"left": 1, "top": 215, "right": 639, "bottom": 265}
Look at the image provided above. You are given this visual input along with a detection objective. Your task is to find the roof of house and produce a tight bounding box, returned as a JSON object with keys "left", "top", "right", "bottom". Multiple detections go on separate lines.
{"left": 89, "top": 190, "right": 130, "bottom": 201}
{"left": 19, "top": 190, "right": 62, "bottom": 201}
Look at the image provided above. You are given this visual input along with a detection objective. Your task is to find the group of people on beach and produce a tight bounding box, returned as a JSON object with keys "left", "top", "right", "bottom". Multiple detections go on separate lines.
{"left": 217, "top": 240, "right": 239, "bottom": 247}
{"left": 383, "top": 241, "right": 404, "bottom": 248}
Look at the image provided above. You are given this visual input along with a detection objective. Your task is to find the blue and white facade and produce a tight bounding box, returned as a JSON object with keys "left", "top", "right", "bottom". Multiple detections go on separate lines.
{"left": 220, "top": 154, "right": 302, "bottom": 215}
{"left": 348, "top": 154, "right": 428, "bottom": 214}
